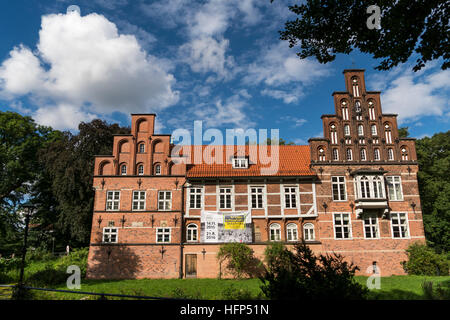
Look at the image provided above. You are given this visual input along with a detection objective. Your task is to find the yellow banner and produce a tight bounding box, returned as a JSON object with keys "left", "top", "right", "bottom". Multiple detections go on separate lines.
{"left": 224, "top": 215, "right": 245, "bottom": 230}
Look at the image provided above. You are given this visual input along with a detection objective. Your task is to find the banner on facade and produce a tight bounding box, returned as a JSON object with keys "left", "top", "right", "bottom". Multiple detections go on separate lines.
{"left": 200, "top": 211, "right": 252, "bottom": 243}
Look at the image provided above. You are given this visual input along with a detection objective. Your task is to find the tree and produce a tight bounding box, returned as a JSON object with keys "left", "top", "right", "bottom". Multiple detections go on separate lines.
{"left": 275, "top": 0, "right": 449, "bottom": 72}
{"left": 260, "top": 242, "right": 368, "bottom": 299}
{"left": 0, "top": 111, "right": 53, "bottom": 205}
{"left": 398, "top": 127, "right": 410, "bottom": 138}
{"left": 217, "top": 243, "right": 263, "bottom": 279}
{"left": 416, "top": 131, "right": 450, "bottom": 253}
{"left": 401, "top": 242, "right": 449, "bottom": 276}
{"left": 38, "top": 119, "right": 130, "bottom": 246}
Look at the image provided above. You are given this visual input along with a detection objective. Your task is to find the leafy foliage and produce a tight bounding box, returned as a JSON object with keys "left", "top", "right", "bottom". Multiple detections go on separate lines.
{"left": 422, "top": 280, "right": 450, "bottom": 300}
{"left": 401, "top": 243, "right": 449, "bottom": 276}
{"left": 260, "top": 242, "right": 368, "bottom": 299}
{"left": 217, "top": 243, "right": 263, "bottom": 279}
{"left": 276, "top": 0, "right": 448, "bottom": 71}
{"left": 415, "top": 131, "right": 450, "bottom": 253}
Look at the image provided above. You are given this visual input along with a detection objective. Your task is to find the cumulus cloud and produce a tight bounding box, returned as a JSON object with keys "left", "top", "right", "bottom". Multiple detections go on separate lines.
{"left": 261, "top": 89, "right": 303, "bottom": 104}
{"left": 371, "top": 66, "right": 450, "bottom": 123}
{"left": 0, "top": 11, "right": 178, "bottom": 130}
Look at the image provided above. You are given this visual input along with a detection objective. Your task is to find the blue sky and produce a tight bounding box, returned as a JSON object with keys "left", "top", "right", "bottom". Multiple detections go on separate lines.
{"left": 0, "top": 0, "right": 448, "bottom": 144}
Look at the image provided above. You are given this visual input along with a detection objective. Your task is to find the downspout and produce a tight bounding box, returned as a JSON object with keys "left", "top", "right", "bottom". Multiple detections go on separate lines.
{"left": 179, "top": 181, "right": 186, "bottom": 279}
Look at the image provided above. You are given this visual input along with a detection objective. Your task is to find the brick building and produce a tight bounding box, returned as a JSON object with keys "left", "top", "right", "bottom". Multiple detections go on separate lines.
{"left": 86, "top": 69, "right": 425, "bottom": 279}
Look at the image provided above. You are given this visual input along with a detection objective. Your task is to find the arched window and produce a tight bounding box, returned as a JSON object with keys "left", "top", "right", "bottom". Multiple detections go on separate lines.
{"left": 346, "top": 148, "right": 353, "bottom": 161}
{"left": 360, "top": 148, "right": 367, "bottom": 161}
{"left": 154, "top": 164, "right": 161, "bottom": 175}
{"left": 270, "top": 223, "right": 281, "bottom": 241}
{"left": 371, "top": 125, "right": 377, "bottom": 136}
{"left": 341, "top": 100, "right": 349, "bottom": 120}
{"left": 332, "top": 148, "right": 339, "bottom": 161}
{"left": 372, "top": 176, "right": 384, "bottom": 198}
{"left": 137, "top": 164, "right": 144, "bottom": 175}
{"left": 352, "top": 77, "right": 360, "bottom": 97}
{"left": 401, "top": 146, "right": 409, "bottom": 161}
{"left": 344, "top": 124, "right": 350, "bottom": 136}
{"left": 318, "top": 147, "right": 326, "bottom": 161}
{"left": 187, "top": 224, "right": 198, "bottom": 242}
{"left": 360, "top": 176, "right": 370, "bottom": 198}
{"left": 303, "top": 223, "right": 315, "bottom": 241}
{"left": 358, "top": 124, "right": 364, "bottom": 136}
{"left": 286, "top": 223, "right": 298, "bottom": 241}
{"left": 388, "top": 148, "right": 394, "bottom": 161}
{"left": 138, "top": 143, "right": 145, "bottom": 153}
{"left": 374, "top": 148, "right": 380, "bottom": 161}
{"left": 120, "top": 164, "right": 127, "bottom": 175}
{"left": 368, "top": 100, "right": 376, "bottom": 120}
{"left": 384, "top": 123, "right": 392, "bottom": 144}
{"left": 330, "top": 124, "right": 338, "bottom": 144}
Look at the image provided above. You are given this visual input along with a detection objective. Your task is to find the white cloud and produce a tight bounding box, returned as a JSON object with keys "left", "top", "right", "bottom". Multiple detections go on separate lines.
{"left": 279, "top": 116, "right": 307, "bottom": 127}
{"left": 376, "top": 67, "right": 450, "bottom": 123}
{"left": 244, "top": 42, "right": 330, "bottom": 87}
{"left": 261, "top": 89, "right": 302, "bottom": 104}
{"left": 0, "top": 11, "right": 179, "bottom": 130}
{"left": 34, "top": 103, "right": 96, "bottom": 130}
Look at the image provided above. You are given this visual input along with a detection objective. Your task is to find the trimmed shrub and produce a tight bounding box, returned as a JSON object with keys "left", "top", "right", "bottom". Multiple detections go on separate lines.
{"left": 401, "top": 243, "right": 449, "bottom": 276}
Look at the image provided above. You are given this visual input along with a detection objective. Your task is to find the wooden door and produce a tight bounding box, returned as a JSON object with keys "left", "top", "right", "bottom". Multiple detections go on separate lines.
{"left": 185, "top": 254, "right": 197, "bottom": 278}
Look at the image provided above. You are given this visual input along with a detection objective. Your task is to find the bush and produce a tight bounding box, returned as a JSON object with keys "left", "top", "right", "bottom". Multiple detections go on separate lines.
{"left": 0, "top": 257, "right": 21, "bottom": 273}
{"left": 0, "top": 272, "right": 14, "bottom": 284}
{"left": 26, "top": 247, "right": 55, "bottom": 263}
{"left": 217, "top": 243, "right": 263, "bottom": 279}
{"left": 221, "top": 284, "right": 255, "bottom": 300}
{"left": 25, "top": 266, "right": 68, "bottom": 287}
{"left": 53, "top": 247, "right": 89, "bottom": 277}
{"left": 264, "top": 242, "right": 292, "bottom": 272}
{"left": 422, "top": 281, "right": 450, "bottom": 300}
{"left": 259, "top": 242, "right": 368, "bottom": 300}
{"left": 401, "top": 243, "right": 449, "bottom": 276}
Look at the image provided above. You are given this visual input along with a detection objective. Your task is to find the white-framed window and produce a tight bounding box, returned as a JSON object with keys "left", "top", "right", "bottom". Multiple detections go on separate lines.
{"left": 385, "top": 124, "right": 392, "bottom": 144}
{"left": 360, "top": 148, "right": 367, "bottom": 161}
{"left": 355, "top": 175, "right": 385, "bottom": 199}
{"left": 318, "top": 147, "right": 326, "bottom": 161}
{"left": 342, "top": 106, "right": 349, "bottom": 120}
{"left": 138, "top": 164, "right": 144, "bottom": 175}
{"left": 103, "top": 227, "right": 118, "bottom": 243}
{"left": 401, "top": 147, "right": 409, "bottom": 161}
{"left": 219, "top": 187, "right": 232, "bottom": 209}
{"left": 352, "top": 77, "right": 360, "bottom": 97}
{"left": 390, "top": 213, "right": 409, "bottom": 238}
{"left": 132, "top": 191, "right": 146, "bottom": 211}
{"left": 374, "top": 148, "right": 380, "bottom": 161}
{"left": 139, "top": 143, "right": 145, "bottom": 153}
{"left": 386, "top": 176, "right": 403, "bottom": 201}
{"left": 358, "top": 124, "right": 364, "bottom": 136}
{"left": 286, "top": 223, "right": 298, "bottom": 241}
{"left": 284, "top": 187, "right": 297, "bottom": 208}
{"left": 388, "top": 148, "right": 394, "bottom": 161}
{"left": 332, "top": 148, "right": 339, "bottom": 161}
{"left": 332, "top": 176, "right": 347, "bottom": 201}
{"left": 334, "top": 213, "right": 351, "bottom": 239}
{"left": 346, "top": 148, "right": 353, "bottom": 161}
{"left": 303, "top": 223, "right": 315, "bottom": 241}
{"left": 330, "top": 124, "right": 338, "bottom": 144}
{"left": 156, "top": 227, "right": 171, "bottom": 243}
{"left": 270, "top": 223, "right": 281, "bottom": 241}
{"left": 189, "top": 188, "right": 202, "bottom": 209}
{"left": 106, "top": 191, "right": 120, "bottom": 211}
{"left": 158, "top": 191, "right": 171, "bottom": 211}
{"left": 368, "top": 101, "right": 376, "bottom": 120}
{"left": 232, "top": 158, "right": 248, "bottom": 168}
{"left": 371, "top": 125, "right": 377, "bottom": 136}
{"left": 344, "top": 124, "right": 350, "bottom": 136}
{"left": 121, "top": 164, "right": 127, "bottom": 175}
{"left": 251, "top": 186, "right": 264, "bottom": 209}
{"left": 186, "top": 224, "right": 198, "bottom": 242}
{"left": 155, "top": 164, "right": 161, "bottom": 175}
{"left": 363, "top": 213, "right": 379, "bottom": 239}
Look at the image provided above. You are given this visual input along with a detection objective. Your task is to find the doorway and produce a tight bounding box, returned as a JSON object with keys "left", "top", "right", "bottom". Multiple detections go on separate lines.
{"left": 185, "top": 254, "right": 197, "bottom": 278}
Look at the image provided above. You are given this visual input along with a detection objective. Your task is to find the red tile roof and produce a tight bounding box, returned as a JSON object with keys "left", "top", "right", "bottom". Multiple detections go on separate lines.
{"left": 184, "top": 145, "right": 314, "bottom": 177}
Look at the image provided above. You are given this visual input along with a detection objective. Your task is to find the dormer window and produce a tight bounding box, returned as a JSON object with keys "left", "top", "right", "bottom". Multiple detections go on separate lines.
{"left": 233, "top": 157, "right": 248, "bottom": 168}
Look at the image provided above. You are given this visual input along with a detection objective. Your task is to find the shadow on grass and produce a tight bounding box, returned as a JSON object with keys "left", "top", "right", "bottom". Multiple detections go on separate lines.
{"left": 367, "top": 289, "right": 424, "bottom": 300}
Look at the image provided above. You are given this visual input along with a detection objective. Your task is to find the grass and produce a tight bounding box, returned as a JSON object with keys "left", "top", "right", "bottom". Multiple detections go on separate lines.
{"left": 2, "top": 257, "right": 449, "bottom": 300}
{"left": 22, "top": 275, "right": 450, "bottom": 300}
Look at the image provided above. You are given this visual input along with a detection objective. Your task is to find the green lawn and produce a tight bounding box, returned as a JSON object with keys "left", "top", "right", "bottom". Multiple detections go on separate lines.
{"left": 25, "top": 275, "right": 449, "bottom": 300}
